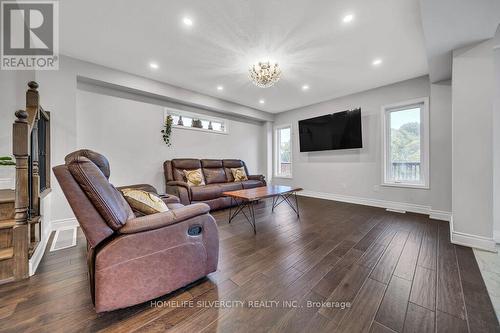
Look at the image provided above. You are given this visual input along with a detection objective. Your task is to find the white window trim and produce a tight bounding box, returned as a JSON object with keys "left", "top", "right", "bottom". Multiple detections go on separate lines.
{"left": 164, "top": 108, "right": 229, "bottom": 135}
{"left": 274, "top": 124, "right": 293, "bottom": 179}
{"left": 381, "top": 97, "right": 430, "bottom": 189}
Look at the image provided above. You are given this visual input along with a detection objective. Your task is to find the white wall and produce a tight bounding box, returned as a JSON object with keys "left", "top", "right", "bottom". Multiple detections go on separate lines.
{"left": 0, "top": 71, "right": 35, "bottom": 189}
{"left": 273, "top": 76, "right": 452, "bottom": 215}
{"left": 492, "top": 27, "right": 500, "bottom": 241}
{"left": 452, "top": 39, "right": 495, "bottom": 245}
{"left": 76, "top": 88, "right": 265, "bottom": 193}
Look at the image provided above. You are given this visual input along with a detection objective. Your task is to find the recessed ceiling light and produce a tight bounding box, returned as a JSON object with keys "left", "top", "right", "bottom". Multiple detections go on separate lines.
{"left": 302, "top": 85, "right": 310, "bottom": 91}
{"left": 372, "top": 58, "right": 383, "bottom": 66}
{"left": 183, "top": 17, "right": 193, "bottom": 27}
{"left": 343, "top": 14, "right": 354, "bottom": 23}
{"left": 259, "top": 99, "right": 265, "bottom": 104}
{"left": 149, "top": 62, "right": 159, "bottom": 69}
{"left": 217, "top": 85, "right": 224, "bottom": 91}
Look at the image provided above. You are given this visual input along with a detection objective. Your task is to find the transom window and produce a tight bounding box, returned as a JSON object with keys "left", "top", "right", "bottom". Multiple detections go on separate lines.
{"left": 165, "top": 108, "right": 228, "bottom": 134}
{"left": 275, "top": 125, "right": 292, "bottom": 178}
{"left": 382, "top": 98, "right": 429, "bottom": 188}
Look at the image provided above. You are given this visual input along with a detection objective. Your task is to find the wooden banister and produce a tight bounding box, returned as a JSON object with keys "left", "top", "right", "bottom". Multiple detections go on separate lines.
{"left": 12, "top": 109, "right": 29, "bottom": 279}
{"left": 7, "top": 81, "right": 50, "bottom": 281}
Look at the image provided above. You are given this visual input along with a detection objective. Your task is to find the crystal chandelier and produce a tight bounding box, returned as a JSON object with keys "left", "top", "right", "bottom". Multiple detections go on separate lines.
{"left": 248, "top": 61, "right": 281, "bottom": 88}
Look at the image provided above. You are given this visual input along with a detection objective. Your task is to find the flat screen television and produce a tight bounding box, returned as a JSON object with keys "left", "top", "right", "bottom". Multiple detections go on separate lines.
{"left": 298, "top": 108, "right": 362, "bottom": 152}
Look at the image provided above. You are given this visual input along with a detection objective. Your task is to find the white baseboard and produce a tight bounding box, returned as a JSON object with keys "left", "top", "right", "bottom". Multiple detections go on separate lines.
{"left": 449, "top": 216, "right": 497, "bottom": 252}
{"left": 494, "top": 230, "right": 500, "bottom": 244}
{"left": 28, "top": 217, "right": 78, "bottom": 276}
{"left": 297, "top": 190, "right": 451, "bottom": 220}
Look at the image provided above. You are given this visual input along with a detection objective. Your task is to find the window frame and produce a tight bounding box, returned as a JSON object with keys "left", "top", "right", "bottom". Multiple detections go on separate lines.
{"left": 274, "top": 124, "right": 293, "bottom": 179}
{"left": 164, "top": 108, "right": 229, "bottom": 135}
{"left": 381, "top": 97, "right": 430, "bottom": 189}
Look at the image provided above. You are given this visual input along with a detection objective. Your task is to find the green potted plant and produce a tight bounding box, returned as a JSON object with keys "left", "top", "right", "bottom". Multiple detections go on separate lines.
{"left": 0, "top": 156, "right": 15, "bottom": 166}
{"left": 192, "top": 119, "right": 202, "bottom": 128}
{"left": 161, "top": 115, "right": 173, "bottom": 147}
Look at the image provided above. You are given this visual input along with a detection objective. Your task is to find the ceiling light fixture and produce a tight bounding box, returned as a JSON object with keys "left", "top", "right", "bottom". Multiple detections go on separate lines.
{"left": 343, "top": 14, "right": 354, "bottom": 23}
{"left": 249, "top": 61, "right": 281, "bottom": 88}
{"left": 217, "top": 85, "right": 224, "bottom": 91}
{"left": 183, "top": 17, "right": 193, "bottom": 26}
{"left": 302, "top": 85, "right": 310, "bottom": 91}
{"left": 259, "top": 99, "right": 265, "bottom": 104}
{"left": 372, "top": 58, "right": 383, "bottom": 66}
{"left": 149, "top": 62, "right": 159, "bottom": 69}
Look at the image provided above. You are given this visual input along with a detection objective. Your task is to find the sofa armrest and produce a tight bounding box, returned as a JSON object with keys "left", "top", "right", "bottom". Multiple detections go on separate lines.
{"left": 117, "top": 183, "right": 158, "bottom": 194}
{"left": 119, "top": 203, "right": 210, "bottom": 234}
{"left": 248, "top": 174, "right": 266, "bottom": 185}
{"left": 167, "top": 180, "right": 190, "bottom": 189}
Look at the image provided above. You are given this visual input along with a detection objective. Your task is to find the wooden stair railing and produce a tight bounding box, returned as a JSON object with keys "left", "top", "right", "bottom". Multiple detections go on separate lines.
{"left": 0, "top": 81, "right": 51, "bottom": 284}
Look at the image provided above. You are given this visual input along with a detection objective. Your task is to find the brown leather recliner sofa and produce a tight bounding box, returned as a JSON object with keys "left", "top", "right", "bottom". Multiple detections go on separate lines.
{"left": 164, "top": 159, "right": 266, "bottom": 210}
{"left": 53, "top": 150, "right": 219, "bottom": 312}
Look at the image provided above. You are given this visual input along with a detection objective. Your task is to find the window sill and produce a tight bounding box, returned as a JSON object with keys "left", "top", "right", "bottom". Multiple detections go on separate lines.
{"left": 381, "top": 182, "right": 429, "bottom": 190}
{"left": 274, "top": 175, "right": 293, "bottom": 180}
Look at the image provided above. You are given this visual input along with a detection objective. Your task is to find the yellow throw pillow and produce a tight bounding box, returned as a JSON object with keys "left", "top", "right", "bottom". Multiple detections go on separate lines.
{"left": 120, "top": 189, "right": 169, "bottom": 215}
{"left": 231, "top": 167, "right": 248, "bottom": 182}
{"left": 184, "top": 169, "right": 206, "bottom": 186}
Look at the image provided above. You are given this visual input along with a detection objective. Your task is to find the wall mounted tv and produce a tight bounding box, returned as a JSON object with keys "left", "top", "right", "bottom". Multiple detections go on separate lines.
{"left": 298, "top": 108, "right": 362, "bottom": 152}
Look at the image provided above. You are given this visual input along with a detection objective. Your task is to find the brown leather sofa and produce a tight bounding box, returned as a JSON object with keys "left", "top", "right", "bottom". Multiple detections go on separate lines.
{"left": 53, "top": 150, "right": 219, "bottom": 312}
{"left": 164, "top": 159, "right": 266, "bottom": 210}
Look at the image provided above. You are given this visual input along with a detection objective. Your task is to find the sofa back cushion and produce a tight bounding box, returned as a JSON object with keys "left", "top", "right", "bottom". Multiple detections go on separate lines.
{"left": 223, "top": 159, "right": 248, "bottom": 182}
{"left": 67, "top": 156, "right": 135, "bottom": 230}
{"left": 200, "top": 159, "right": 226, "bottom": 184}
{"left": 170, "top": 159, "right": 202, "bottom": 182}
{"left": 65, "top": 149, "right": 111, "bottom": 179}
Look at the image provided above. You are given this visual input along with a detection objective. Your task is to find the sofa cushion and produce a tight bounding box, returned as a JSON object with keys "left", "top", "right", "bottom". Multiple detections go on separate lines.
{"left": 231, "top": 167, "right": 248, "bottom": 182}
{"left": 190, "top": 184, "right": 222, "bottom": 201}
{"left": 65, "top": 149, "right": 111, "bottom": 179}
{"left": 241, "top": 179, "right": 265, "bottom": 189}
{"left": 203, "top": 168, "right": 227, "bottom": 184}
{"left": 67, "top": 156, "right": 134, "bottom": 230}
{"left": 120, "top": 189, "right": 169, "bottom": 215}
{"left": 201, "top": 159, "right": 223, "bottom": 168}
{"left": 171, "top": 159, "right": 201, "bottom": 181}
{"left": 219, "top": 182, "right": 243, "bottom": 192}
{"left": 184, "top": 169, "right": 206, "bottom": 186}
{"left": 223, "top": 159, "right": 245, "bottom": 182}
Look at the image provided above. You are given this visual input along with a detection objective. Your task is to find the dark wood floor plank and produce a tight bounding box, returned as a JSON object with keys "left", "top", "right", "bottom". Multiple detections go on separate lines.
{"left": 436, "top": 310, "right": 468, "bottom": 333}
{"left": 436, "top": 222, "right": 466, "bottom": 320}
{"left": 455, "top": 244, "right": 500, "bottom": 331}
{"left": 375, "top": 276, "right": 412, "bottom": 332}
{"left": 417, "top": 221, "right": 437, "bottom": 270}
{"left": 393, "top": 221, "right": 423, "bottom": 281}
{"left": 370, "top": 230, "right": 409, "bottom": 284}
{"left": 409, "top": 265, "right": 436, "bottom": 310}
{"left": 402, "top": 302, "right": 435, "bottom": 333}
{"left": 371, "top": 321, "right": 398, "bottom": 333}
{"left": 335, "top": 278, "right": 387, "bottom": 333}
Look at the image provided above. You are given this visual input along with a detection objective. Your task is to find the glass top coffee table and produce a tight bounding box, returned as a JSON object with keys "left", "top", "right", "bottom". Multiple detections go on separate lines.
{"left": 223, "top": 185, "right": 303, "bottom": 234}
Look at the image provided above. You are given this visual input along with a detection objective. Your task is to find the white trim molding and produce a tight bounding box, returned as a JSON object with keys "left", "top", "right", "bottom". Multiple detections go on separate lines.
{"left": 51, "top": 217, "right": 79, "bottom": 230}
{"left": 297, "top": 190, "right": 450, "bottom": 220}
{"left": 449, "top": 217, "right": 497, "bottom": 252}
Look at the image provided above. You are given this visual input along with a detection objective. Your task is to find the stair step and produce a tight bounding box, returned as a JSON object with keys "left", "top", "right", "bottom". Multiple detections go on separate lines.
{"left": 0, "top": 189, "right": 15, "bottom": 204}
{"left": 0, "top": 219, "right": 15, "bottom": 230}
{"left": 0, "top": 247, "right": 14, "bottom": 261}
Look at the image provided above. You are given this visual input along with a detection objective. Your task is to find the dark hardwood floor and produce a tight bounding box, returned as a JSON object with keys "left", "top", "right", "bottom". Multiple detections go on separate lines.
{"left": 0, "top": 197, "right": 498, "bottom": 332}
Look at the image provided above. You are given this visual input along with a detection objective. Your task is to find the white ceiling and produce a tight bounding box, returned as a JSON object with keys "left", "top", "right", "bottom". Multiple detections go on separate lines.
{"left": 60, "top": 0, "right": 429, "bottom": 113}
{"left": 419, "top": 0, "right": 500, "bottom": 83}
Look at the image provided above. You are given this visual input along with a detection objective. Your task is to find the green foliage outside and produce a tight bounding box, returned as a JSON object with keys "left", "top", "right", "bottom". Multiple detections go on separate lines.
{"left": 0, "top": 156, "right": 15, "bottom": 166}
{"left": 391, "top": 122, "right": 420, "bottom": 163}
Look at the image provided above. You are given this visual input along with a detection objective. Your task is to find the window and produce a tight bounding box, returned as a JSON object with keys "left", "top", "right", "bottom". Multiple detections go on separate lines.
{"left": 275, "top": 125, "right": 292, "bottom": 178}
{"left": 165, "top": 108, "right": 228, "bottom": 134}
{"left": 382, "top": 98, "right": 429, "bottom": 188}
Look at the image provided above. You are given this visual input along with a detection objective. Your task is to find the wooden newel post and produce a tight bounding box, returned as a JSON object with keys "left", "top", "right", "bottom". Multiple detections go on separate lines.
{"left": 12, "top": 109, "right": 29, "bottom": 279}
